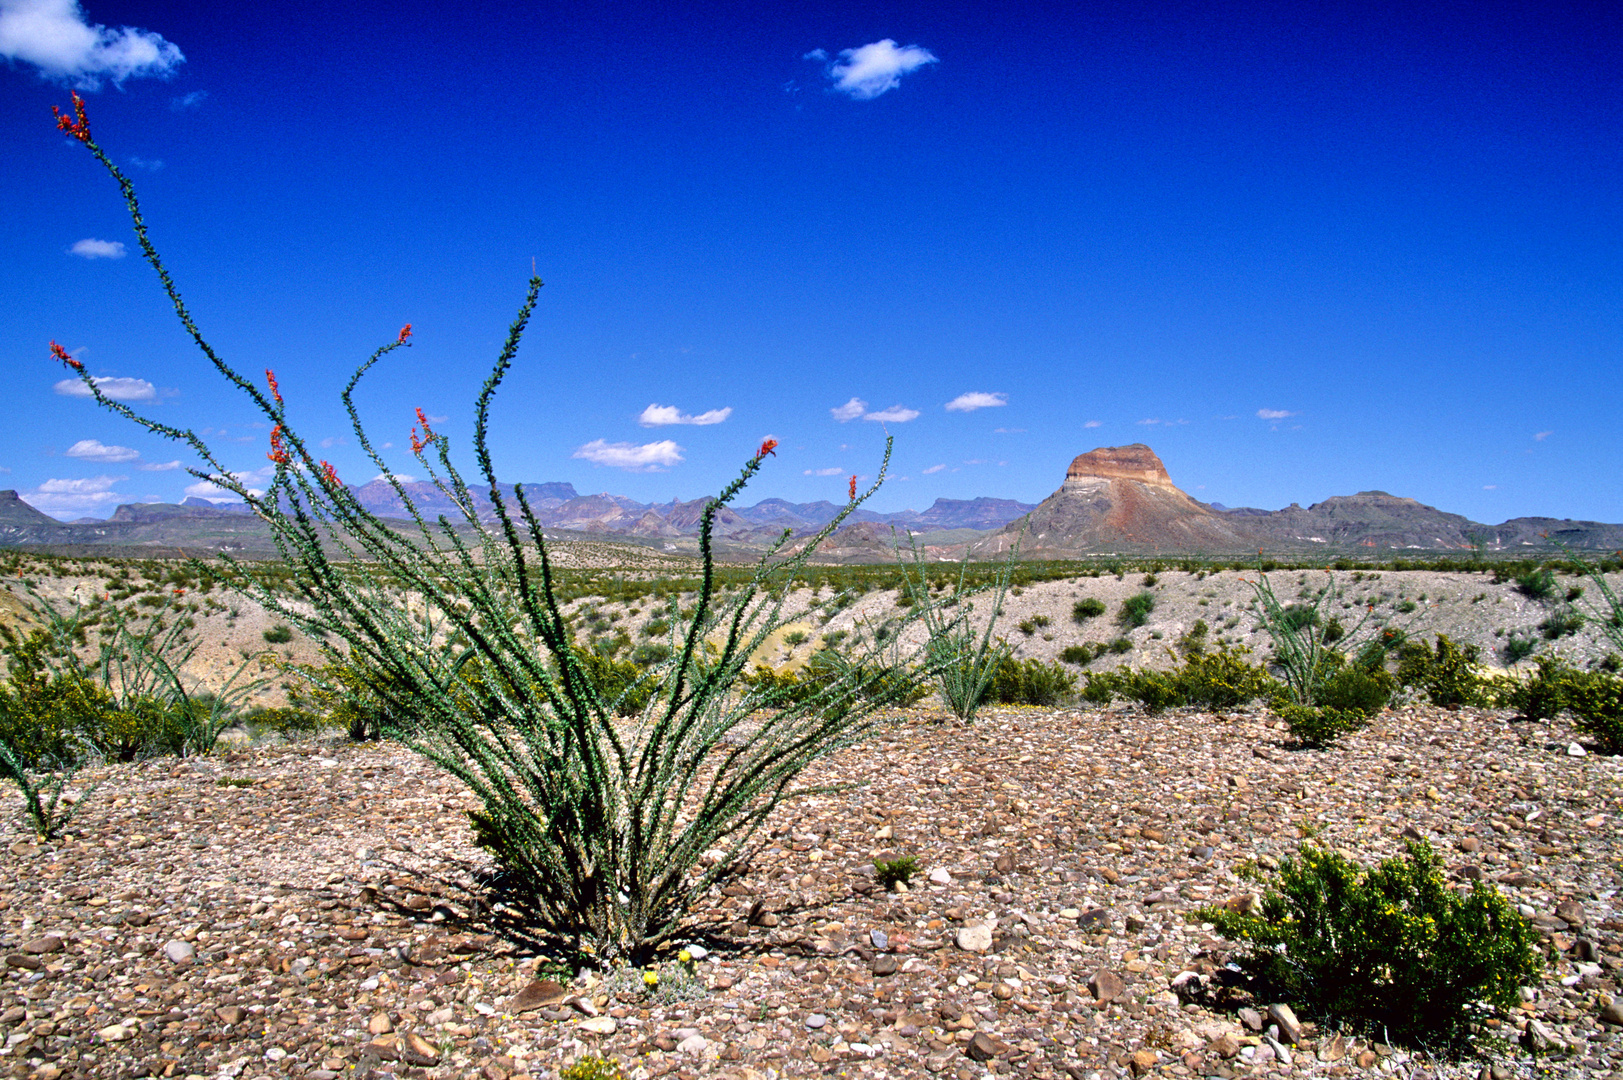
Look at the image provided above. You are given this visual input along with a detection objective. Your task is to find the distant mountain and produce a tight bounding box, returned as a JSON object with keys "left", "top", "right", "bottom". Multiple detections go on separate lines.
{"left": 972, "top": 446, "right": 1623, "bottom": 556}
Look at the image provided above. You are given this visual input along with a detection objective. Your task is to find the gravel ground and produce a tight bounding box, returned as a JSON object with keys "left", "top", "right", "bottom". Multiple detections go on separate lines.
{"left": 3, "top": 700, "right": 1621, "bottom": 1080}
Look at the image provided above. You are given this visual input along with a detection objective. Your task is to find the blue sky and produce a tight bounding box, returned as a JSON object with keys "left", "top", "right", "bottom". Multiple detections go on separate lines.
{"left": 3, "top": 1, "right": 1619, "bottom": 523}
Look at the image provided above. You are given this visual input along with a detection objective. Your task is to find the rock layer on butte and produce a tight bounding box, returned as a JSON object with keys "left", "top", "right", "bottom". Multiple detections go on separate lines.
{"left": 974, "top": 444, "right": 1251, "bottom": 556}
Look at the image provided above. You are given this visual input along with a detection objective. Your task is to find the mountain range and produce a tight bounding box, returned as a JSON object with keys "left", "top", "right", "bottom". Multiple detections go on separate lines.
{"left": 3, "top": 444, "right": 1620, "bottom": 559}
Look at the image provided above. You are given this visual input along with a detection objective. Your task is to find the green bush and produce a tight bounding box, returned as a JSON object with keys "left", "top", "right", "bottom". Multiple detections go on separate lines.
{"left": 1538, "top": 606, "right": 1585, "bottom": 640}
{"left": 1566, "top": 673, "right": 1623, "bottom": 753}
{"left": 262, "top": 625, "right": 294, "bottom": 644}
{"left": 985, "top": 656, "right": 1076, "bottom": 706}
{"left": 1107, "top": 636, "right": 1133, "bottom": 654}
{"left": 1396, "top": 635, "right": 1486, "bottom": 707}
{"left": 1118, "top": 591, "right": 1156, "bottom": 628}
{"left": 1497, "top": 657, "right": 1578, "bottom": 721}
{"left": 1197, "top": 841, "right": 1542, "bottom": 1056}
{"left": 560, "top": 1057, "right": 623, "bottom": 1080}
{"left": 246, "top": 706, "right": 329, "bottom": 737}
{"left": 1176, "top": 647, "right": 1278, "bottom": 710}
{"left": 1279, "top": 703, "right": 1368, "bottom": 747}
{"left": 1514, "top": 566, "right": 1557, "bottom": 600}
{"left": 1501, "top": 634, "right": 1538, "bottom": 665}
{"left": 873, "top": 854, "right": 919, "bottom": 889}
{"left": 1059, "top": 643, "right": 1101, "bottom": 665}
{"left": 1072, "top": 598, "right": 1106, "bottom": 622}
{"left": 1314, "top": 662, "right": 1396, "bottom": 718}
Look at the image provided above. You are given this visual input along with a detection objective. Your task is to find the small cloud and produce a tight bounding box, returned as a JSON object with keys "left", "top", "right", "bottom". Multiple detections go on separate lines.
{"left": 991, "top": 427, "right": 1025, "bottom": 434}
{"left": 1136, "top": 418, "right": 1160, "bottom": 426}
{"left": 424, "top": 413, "right": 448, "bottom": 425}
{"left": 572, "top": 438, "right": 683, "bottom": 472}
{"left": 0, "top": 0, "right": 184, "bottom": 89}
{"left": 1256, "top": 408, "right": 1297, "bottom": 420}
{"left": 1483, "top": 484, "right": 1498, "bottom": 490}
{"left": 922, "top": 463, "right": 947, "bottom": 475}
{"left": 813, "top": 39, "right": 938, "bottom": 100}
{"left": 1084, "top": 419, "right": 1102, "bottom": 428}
{"left": 138, "top": 459, "right": 180, "bottom": 471}
{"left": 21, "top": 474, "right": 125, "bottom": 515}
{"left": 170, "top": 89, "right": 206, "bottom": 110}
{"left": 830, "top": 396, "right": 867, "bottom": 422}
{"left": 1534, "top": 431, "right": 1553, "bottom": 441}
{"left": 53, "top": 375, "right": 157, "bottom": 401}
{"left": 637, "top": 403, "right": 732, "bottom": 427}
{"left": 69, "top": 238, "right": 125, "bottom": 259}
{"left": 864, "top": 405, "right": 920, "bottom": 423}
{"left": 64, "top": 437, "right": 138, "bottom": 463}
{"left": 803, "top": 467, "right": 843, "bottom": 476}
{"left": 1138, "top": 417, "right": 1189, "bottom": 426}
{"left": 182, "top": 468, "right": 269, "bottom": 502}
{"left": 319, "top": 435, "right": 347, "bottom": 449}
{"left": 127, "top": 155, "right": 163, "bottom": 170}
{"left": 944, "top": 391, "right": 1007, "bottom": 413}
{"left": 370, "top": 473, "right": 415, "bottom": 483}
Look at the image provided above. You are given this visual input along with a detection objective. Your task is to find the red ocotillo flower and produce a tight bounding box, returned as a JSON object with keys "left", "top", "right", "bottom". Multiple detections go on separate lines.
{"left": 52, "top": 93, "right": 90, "bottom": 143}
{"left": 320, "top": 460, "right": 341, "bottom": 486}
{"left": 49, "top": 341, "right": 82, "bottom": 370}
{"left": 755, "top": 438, "right": 778, "bottom": 460}
{"left": 848, "top": 475, "right": 857, "bottom": 500}
{"left": 267, "top": 424, "right": 290, "bottom": 465}
{"left": 265, "top": 368, "right": 282, "bottom": 405}
{"left": 398, "top": 324, "right": 413, "bottom": 345}
{"left": 410, "top": 407, "right": 435, "bottom": 453}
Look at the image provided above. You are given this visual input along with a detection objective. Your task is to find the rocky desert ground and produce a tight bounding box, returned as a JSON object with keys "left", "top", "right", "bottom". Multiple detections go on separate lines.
{"left": 2, "top": 553, "right": 1623, "bottom": 1080}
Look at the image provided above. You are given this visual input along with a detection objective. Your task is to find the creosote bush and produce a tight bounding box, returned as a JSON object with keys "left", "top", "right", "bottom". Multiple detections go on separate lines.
{"left": 1197, "top": 841, "right": 1542, "bottom": 1058}
{"left": 46, "top": 97, "right": 967, "bottom": 965}
{"left": 873, "top": 855, "right": 919, "bottom": 889}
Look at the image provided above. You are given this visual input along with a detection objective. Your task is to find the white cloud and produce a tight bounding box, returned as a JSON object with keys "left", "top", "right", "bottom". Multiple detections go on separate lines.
{"left": 138, "top": 459, "right": 179, "bottom": 471}
{"left": 830, "top": 397, "right": 867, "bottom": 422}
{"left": 53, "top": 375, "right": 156, "bottom": 401}
{"left": 922, "top": 463, "right": 947, "bottom": 475}
{"left": 1483, "top": 484, "right": 1498, "bottom": 490}
{"left": 64, "top": 437, "right": 137, "bottom": 462}
{"left": 21, "top": 473, "right": 124, "bottom": 515}
{"left": 1138, "top": 417, "right": 1189, "bottom": 426}
{"left": 992, "top": 427, "right": 1025, "bottom": 434}
{"left": 864, "top": 405, "right": 920, "bottom": 423}
{"left": 0, "top": 0, "right": 183, "bottom": 89}
{"left": 370, "top": 473, "right": 415, "bottom": 483}
{"left": 572, "top": 439, "right": 683, "bottom": 472}
{"left": 319, "top": 435, "right": 347, "bottom": 449}
{"left": 638, "top": 403, "right": 732, "bottom": 427}
{"left": 817, "top": 39, "right": 937, "bottom": 100}
{"left": 170, "top": 89, "right": 205, "bottom": 110}
{"left": 803, "top": 467, "right": 843, "bottom": 476}
{"left": 944, "top": 391, "right": 1007, "bottom": 413}
{"left": 127, "top": 155, "right": 162, "bottom": 170}
{"left": 1084, "top": 420, "right": 1102, "bottom": 428}
{"left": 69, "top": 237, "right": 125, "bottom": 259}
{"left": 1256, "top": 408, "right": 1297, "bottom": 420}
{"left": 1534, "top": 431, "right": 1553, "bottom": 441}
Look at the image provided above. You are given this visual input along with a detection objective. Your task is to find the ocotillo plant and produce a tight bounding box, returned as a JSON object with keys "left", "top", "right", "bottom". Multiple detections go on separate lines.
{"left": 45, "top": 95, "right": 964, "bottom": 963}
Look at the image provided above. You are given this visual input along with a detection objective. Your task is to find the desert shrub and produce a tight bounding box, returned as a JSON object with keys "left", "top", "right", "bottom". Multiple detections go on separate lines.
{"left": 873, "top": 855, "right": 919, "bottom": 889}
{"left": 1396, "top": 635, "right": 1486, "bottom": 707}
{"left": 898, "top": 539, "right": 1017, "bottom": 723}
{"left": 246, "top": 706, "right": 330, "bottom": 737}
{"left": 1495, "top": 657, "right": 1576, "bottom": 721}
{"left": 1175, "top": 619, "right": 1209, "bottom": 657}
{"left": 1118, "top": 591, "right": 1156, "bottom": 628}
{"left": 262, "top": 625, "right": 294, "bottom": 644}
{"left": 1107, "top": 636, "right": 1133, "bottom": 654}
{"left": 1514, "top": 565, "right": 1558, "bottom": 600}
{"left": 1248, "top": 570, "right": 1386, "bottom": 710}
{"left": 1538, "top": 606, "right": 1585, "bottom": 640}
{"left": 985, "top": 657, "right": 1076, "bottom": 706}
{"left": 1079, "top": 671, "right": 1119, "bottom": 704}
{"left": 1501, "top": 634, "right": 1538, "bottom": 665}
{"left": 1313, "top": 662, "right": 1396, "bottom": 718}
{"left": 1072, "top": 598, "right": 1106, "bottom": 622}
{"left": 1176, "top": 647, "right": 1279, "bottom": 710}
{"left": 1059, "top": 643, "right": 1102, "bottom": 665}
{"left": 1279, "top": 704, "right": 1369, "bottom": 747}
{"left": 1112, "top": 669, "right": 1183, "bottom": 714}
{"left": 1278, "top": 604, "right": 1318, "bottom": 632}
{"left": 559, "top": 1058, "right": 623, "bottom": 1080}
{"left": 1566, "top": 673, "right": 1623, "bottom": 753}
{"left": 1197, "top": 841, "right": 1542, "bottom": 1056}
